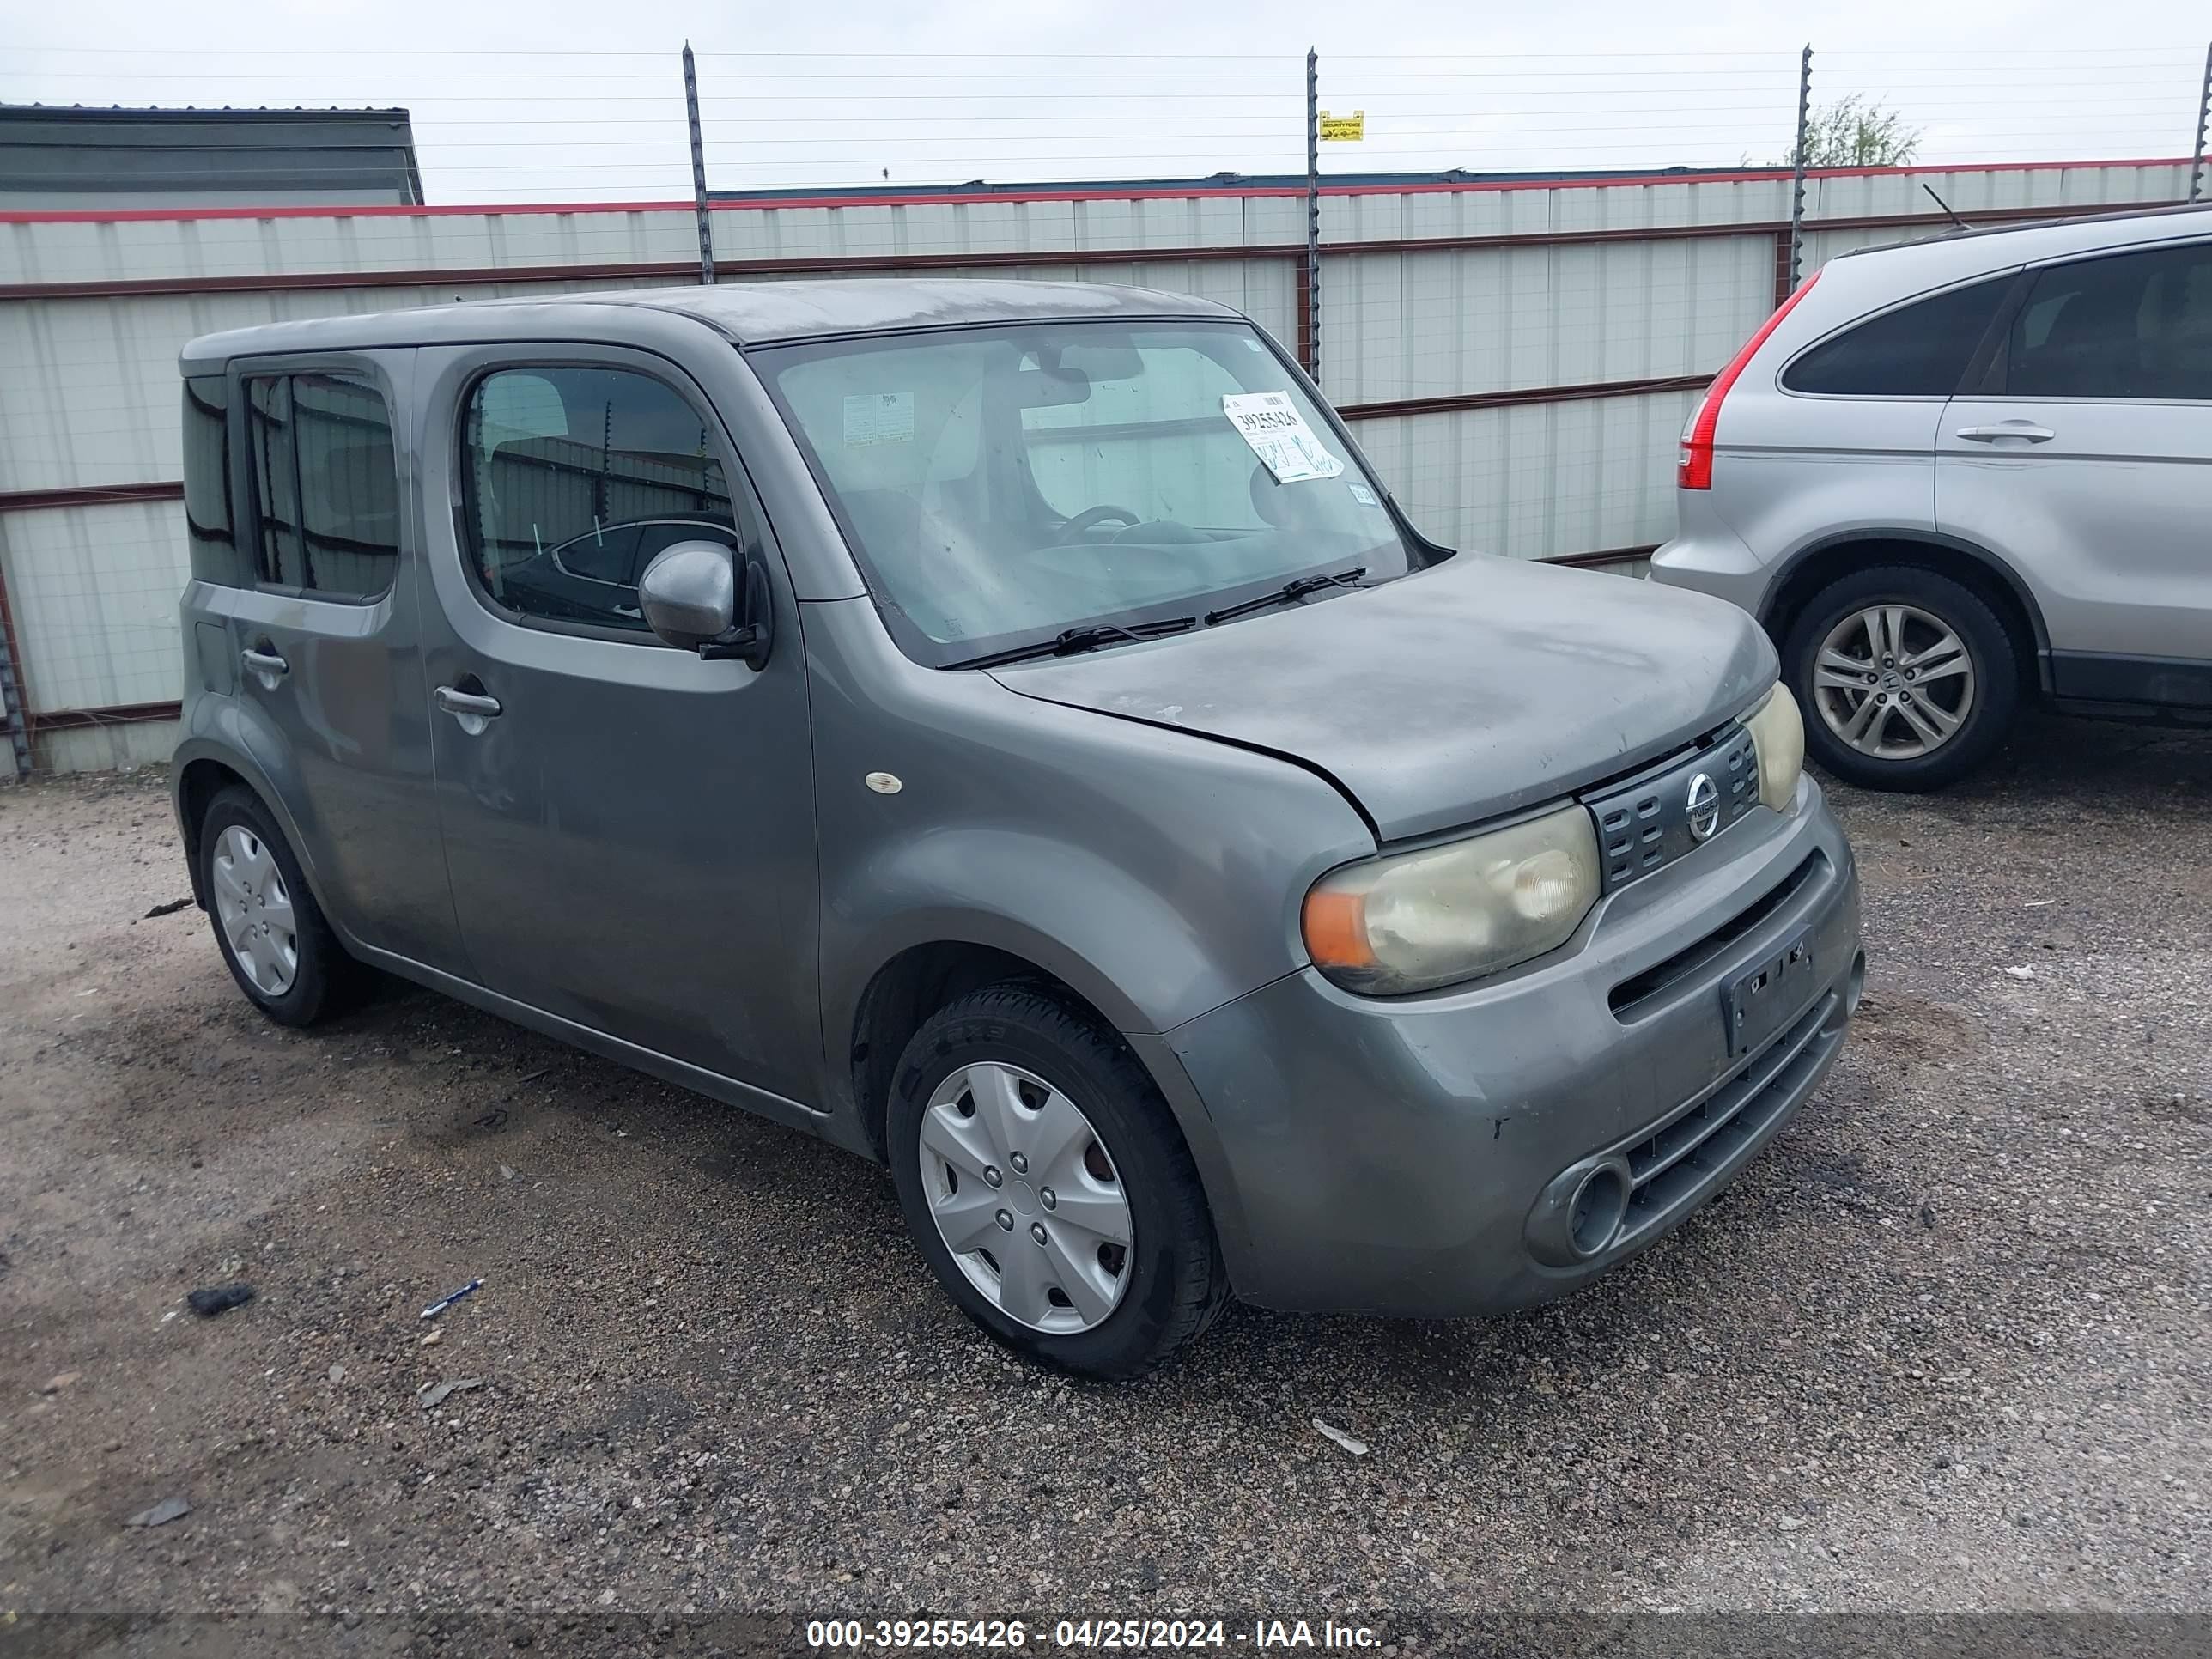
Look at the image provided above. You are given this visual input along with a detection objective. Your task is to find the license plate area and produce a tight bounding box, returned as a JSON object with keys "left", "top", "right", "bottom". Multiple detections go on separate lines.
{"left": 1722, "top": 927, "right": 1815, "bottom": 1059}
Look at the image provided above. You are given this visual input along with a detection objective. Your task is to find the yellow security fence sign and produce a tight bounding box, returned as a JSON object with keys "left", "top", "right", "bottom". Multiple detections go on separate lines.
{"left": 1318, "top": 111, "right": 1365, "bottom": 142}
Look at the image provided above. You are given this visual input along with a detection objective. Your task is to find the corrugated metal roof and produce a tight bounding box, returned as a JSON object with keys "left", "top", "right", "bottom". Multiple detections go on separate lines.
{"left": 0, "top": 104, "right": 423, "bottom": 209}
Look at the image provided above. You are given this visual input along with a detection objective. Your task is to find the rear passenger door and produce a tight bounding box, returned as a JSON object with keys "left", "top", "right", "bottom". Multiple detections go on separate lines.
{"left": 218, "top": 355, "right": 465, "bottom": 971}
{"left": 1937, "top": 240, "right": 2212, "bottom": 707}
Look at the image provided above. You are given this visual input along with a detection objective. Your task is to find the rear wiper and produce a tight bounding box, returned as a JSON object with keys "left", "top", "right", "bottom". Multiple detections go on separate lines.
{"left": 1202, "top": 566, "right": 1366, "bottom": 627}
{"left": 955, "top": 616, "right": 1199, "bottom": 670}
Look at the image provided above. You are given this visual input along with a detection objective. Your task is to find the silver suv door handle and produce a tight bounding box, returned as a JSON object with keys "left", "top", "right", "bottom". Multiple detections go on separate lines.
{"left": 240, "top": 647, "right": 289, "bottom": 679}
{"left": 434, "top": 685, "right": 503, "bottom": 720}
{"left": 1956, "top": 423, "right": 2055, "bottom": 442}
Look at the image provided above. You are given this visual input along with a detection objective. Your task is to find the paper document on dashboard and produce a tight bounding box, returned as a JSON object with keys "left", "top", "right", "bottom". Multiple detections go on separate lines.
{"left": 1221, "top": 392, "right": 1345, "bottom": 483}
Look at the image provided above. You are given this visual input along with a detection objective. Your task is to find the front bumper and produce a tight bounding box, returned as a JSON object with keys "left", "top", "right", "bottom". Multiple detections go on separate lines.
{"left": 1158, "top": 775, "right": 1861, "bottom": 1316}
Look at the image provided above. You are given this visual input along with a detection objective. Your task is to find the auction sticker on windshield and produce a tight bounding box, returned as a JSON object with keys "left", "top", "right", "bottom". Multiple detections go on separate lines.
{"left": 843, "top": 391, "right": 915, "bottom": 447}
{"left": 1222, "top": 391, "right": 1345, "bottom": 483}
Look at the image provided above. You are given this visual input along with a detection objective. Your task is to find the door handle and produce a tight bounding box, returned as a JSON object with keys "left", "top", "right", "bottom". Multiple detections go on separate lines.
{"left": 434, "top": 683, "right": 501, "bottom": 737}
{"left": 434, "top": 684, "right": 503, "bottom": 720}
{"left": 1956, "top": 423, "right": 2056, "bottom": 443}
{"left": 240, "top": 647, "right": 289, "bottom": 681}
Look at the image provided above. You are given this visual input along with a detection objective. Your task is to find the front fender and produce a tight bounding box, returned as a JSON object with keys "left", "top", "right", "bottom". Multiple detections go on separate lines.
{"left": 817, "top": 830, "right": 1296, "bottom": 1282}
{"left": 824, "top": 829, "right": 1227, "bottom": 1052}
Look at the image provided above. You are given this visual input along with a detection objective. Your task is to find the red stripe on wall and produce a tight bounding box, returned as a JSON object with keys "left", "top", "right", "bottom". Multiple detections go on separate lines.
{"left": 0, "top": 482, "right": 185, "bottom": 513}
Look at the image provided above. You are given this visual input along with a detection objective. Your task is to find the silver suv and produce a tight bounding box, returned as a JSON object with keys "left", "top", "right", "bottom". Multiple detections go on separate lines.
{"left": 1652, "top": 204, "right": 2212, "bottom": 789}
{"left": 173, "top": 280, "right": 1861, "bottom": 1376}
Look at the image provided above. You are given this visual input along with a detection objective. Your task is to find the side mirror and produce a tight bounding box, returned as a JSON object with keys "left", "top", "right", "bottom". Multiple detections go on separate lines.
{"left": 638, "top": 541, "right": 772, "bottom": 668}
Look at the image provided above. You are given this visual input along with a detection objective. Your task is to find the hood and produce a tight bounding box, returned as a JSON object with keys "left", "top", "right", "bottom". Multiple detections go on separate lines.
{"left": 987, "top": 554, "right": 1777, "bottom": 842}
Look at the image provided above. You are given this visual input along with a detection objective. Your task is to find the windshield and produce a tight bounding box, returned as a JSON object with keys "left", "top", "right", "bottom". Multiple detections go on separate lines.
{"left": 755, "top": 319, "right": 1422, "bottom": 664}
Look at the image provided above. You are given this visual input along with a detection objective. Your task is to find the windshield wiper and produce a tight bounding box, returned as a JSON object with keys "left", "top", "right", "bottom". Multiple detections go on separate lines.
{"left": 954, "top": 616, "right": 1199, "bottom": 670}
{"left": 1202, "top": 566, "right": 1367, "bottom": 627}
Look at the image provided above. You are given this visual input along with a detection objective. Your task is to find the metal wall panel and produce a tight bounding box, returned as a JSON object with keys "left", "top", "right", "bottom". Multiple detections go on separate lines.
{"left": 1, "top": 209, "right": 702, "bottom": 286}
{"left": 1803, "top": 161, "right": 2191, "bottom": 223}
{"left": 714, "top": 192, "right": 1285, "bottom": 264}
{"left": 31, "top": 718, "right": 179, "bottom": 774}
{"left": 1350, "top": 388, "right": 1703, "bottom": 562}
{"left": 0, "top": 497, "right": 184, "bottom": 713}
{"left": 4, "top": 162, "right": 2182, "bottom": 290}
{"left": 1322, "top": 233, "right": 1773, "bottom": 406}
{"left": 1323, "top": 174, "right": 1798, "bottom": 245}
{"left": 0, "top": 193, "right": 1308, "bottom": 290}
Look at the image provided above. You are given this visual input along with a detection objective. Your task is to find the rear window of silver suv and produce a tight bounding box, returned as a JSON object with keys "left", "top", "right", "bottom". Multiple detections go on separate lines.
{"left": 1782, "top": 275, "right": 2014, "bottom": 398}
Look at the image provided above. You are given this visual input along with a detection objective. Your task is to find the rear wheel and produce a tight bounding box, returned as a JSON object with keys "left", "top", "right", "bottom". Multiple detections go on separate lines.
{"left": 1783, "top": 564, "right": 2020, "bottom": 791}
{"left": 886, "top": 983, "right": 1227, "bottom": 1379}
{"left": 198, "top": 787, "right": 350, "bottom": 1026}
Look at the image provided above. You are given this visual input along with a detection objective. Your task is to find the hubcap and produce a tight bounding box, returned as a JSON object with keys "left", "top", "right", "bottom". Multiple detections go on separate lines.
{"left": 1811, "top": 603, "right": 1976, "bottom": 761}
{"left": 210, "top": 824, "right": 299, "bottom": 996}
{"left": 917, "top": 1061, "right": 1133, "bottom": 1334}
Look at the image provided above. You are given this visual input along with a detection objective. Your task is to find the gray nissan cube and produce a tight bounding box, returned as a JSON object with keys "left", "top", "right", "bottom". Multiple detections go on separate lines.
{"left": 172, "top": 279, "right": 1863, "bottom": 1377}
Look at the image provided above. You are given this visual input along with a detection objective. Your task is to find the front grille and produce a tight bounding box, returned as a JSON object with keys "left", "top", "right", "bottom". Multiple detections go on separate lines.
{"left": 1609, "top": 848, "right": 1830, "bottom": 1020}
{"left": 1584, "top": 726, "right": 1759, "bottom": 892}
{"left": 1616, "top": 991, "right": 1839, "bottom": 1247}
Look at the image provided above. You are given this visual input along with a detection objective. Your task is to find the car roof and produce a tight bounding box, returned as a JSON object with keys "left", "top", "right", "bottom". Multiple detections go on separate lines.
{"left": 1831, "top": 200, "right": 2212, "bottom": 276}
{"left": 180, "top": 276, "right": 1243, "bottom": 368}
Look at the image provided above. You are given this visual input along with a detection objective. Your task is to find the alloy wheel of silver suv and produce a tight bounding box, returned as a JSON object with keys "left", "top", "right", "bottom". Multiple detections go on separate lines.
{"left": 1811, "top": 602, "right": 1977, "bottom": 762}
{"left": 1782, "top": 564, "right": 2021, "bottom": 792}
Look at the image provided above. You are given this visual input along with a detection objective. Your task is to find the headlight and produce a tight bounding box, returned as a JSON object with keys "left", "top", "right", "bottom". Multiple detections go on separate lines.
{"left": 1745, "top": 684, "right": 1805, "bottom": 812}
{"left": 1302, "top": 803, "right": 1601, "bottom": 995}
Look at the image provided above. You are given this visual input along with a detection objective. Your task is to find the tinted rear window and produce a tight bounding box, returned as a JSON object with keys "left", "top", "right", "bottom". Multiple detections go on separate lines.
{"left": 242, "top": 372, "right": 401, "bottom": 602}
{"left": 182, "top": 374, "right": 245, "bottom": 586}
{"left": 1783, "top": 276, "right": 2014, "bottom": 397}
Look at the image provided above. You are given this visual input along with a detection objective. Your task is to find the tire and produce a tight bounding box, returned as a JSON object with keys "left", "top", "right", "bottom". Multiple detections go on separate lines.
{"left": 887, "top": 982, "right": 1228, "bottom": 1379}
{"left": 198, "top": 786, "right": 351, "bottom": 1027}
{"left": 1782, "top": 564, "right": 2021, "bottom": 792}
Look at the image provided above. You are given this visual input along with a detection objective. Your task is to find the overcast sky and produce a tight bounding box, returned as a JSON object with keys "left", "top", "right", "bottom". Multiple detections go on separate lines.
{"left": 8, "top": 0, "right": 2209, "bottom": 201}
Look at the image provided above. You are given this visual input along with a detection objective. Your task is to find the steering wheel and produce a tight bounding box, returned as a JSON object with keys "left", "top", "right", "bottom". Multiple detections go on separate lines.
{"left": 1049, "top": 504, "right": 1143, "bottom": 544}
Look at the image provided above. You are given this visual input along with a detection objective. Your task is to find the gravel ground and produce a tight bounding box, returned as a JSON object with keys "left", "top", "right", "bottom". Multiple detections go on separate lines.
{"left": 1, "top": 713, "right": 2207, "bottom": 1648}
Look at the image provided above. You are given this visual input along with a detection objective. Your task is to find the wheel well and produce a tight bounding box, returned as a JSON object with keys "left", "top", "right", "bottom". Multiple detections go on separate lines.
{"left": 1761, "top": 538, "right": 2045, "bottom": 690}
{"left": 848, "top": 943, "right": 1113, "bottom": 1163}
{"left": 176, "top": 758, "right": 251, "bottom": 902}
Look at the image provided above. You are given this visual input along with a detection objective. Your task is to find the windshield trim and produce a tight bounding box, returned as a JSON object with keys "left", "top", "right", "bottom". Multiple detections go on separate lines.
{"left": 746, "top": 315, "right": 1427, "bottom": 670}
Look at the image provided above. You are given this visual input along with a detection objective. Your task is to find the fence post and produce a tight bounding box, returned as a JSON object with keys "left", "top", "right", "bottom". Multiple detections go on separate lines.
{"left": 2191, "top": 41, "right": 2210, "bottom": 205}
{"left": 1304, "top": 47, "right": 1321, "bottom": 386}
{"left": 0, "top": 571, "right": 27, "bottom": 781}
{"left": 1787, "top": 44, "right": 1814, "bottom": 290}
{"left": 683, "top": 42, "right": 715, "bottom": 285}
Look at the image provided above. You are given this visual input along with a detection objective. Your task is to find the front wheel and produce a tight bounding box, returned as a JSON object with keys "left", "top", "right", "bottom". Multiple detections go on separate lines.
{"left": 886, "top": 984, "right": 1228, "bottom": 1379}
{"left": 1782, "top": 564, "right": 2021, "bottom": 791}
